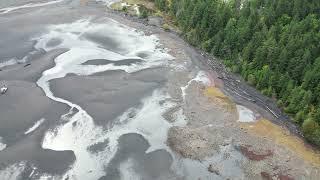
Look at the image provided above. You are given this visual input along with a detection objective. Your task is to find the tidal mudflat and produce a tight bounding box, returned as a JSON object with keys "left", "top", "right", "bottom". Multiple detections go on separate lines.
{"left": 0, "top": 0, "right": 319, "bottom": 179}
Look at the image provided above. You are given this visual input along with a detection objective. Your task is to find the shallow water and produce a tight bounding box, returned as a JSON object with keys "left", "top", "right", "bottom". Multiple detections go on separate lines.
{"left": 34, "top": 17, "right": 175, "bottom": 179}
{"left": 236, "top": 105, "right": 255, "bottom": 122}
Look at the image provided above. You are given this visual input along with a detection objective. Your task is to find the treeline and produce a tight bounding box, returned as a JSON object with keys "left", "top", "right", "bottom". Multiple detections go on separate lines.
{"left": 153, "top": 0, "right": 320, "bottom": 146}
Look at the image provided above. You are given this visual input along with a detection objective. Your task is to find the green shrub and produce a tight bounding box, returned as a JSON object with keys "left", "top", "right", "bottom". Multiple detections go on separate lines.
{"left": 302, "top": 118, "right": 320, "bottom": 146}
{"left": 162, "top": 23, "right": 170, "bottom": 31}
{"left": 277, "top": 99, "right": 284, "bottom": 108}
{"left": 309, "top": 129, "right": 320, "bottom": 146}
{"left": 247, "top": 74, "right": 256, "bottom": 86}
{"left": 122, "top": 6, "right": 128, "bottom": 12}
{"left": 231, "top": 65, "right": 240, "bottom": 73}
{"left": 138, "top": 6, "right": 149, "bottom": 18}
{"left": 294, "top": 111, "right": 306, "bottom": 124}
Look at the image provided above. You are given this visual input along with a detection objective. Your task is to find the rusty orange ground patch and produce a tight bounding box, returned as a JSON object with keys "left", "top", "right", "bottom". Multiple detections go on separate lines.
{"left": 241, "top": 119, "right": 320, "bottom": 166}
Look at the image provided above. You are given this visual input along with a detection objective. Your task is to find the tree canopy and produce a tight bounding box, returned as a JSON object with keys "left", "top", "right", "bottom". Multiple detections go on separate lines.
{"left": 153, "top": 0, "right": 320, "bottom": 146}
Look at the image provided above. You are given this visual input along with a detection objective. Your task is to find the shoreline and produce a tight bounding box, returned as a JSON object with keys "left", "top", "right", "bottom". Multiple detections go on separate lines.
{"left": 103, "top": 4, "right": 320, "bottom": 178}
{"left": 0, "top": 1, "right": 319, "bottom": 178}
{"left": 104, "top": 6, "right": 312, "bottom": 149}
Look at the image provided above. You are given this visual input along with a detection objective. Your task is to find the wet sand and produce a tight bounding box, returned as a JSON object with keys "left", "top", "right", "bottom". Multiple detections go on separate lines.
{"left": 82, "top": 58, "right": 143, "bottom": 66}
{"left": 0, "top": 124, "right": 75, "bottom": 176}
{"left": 0, "top": 49, "right": 67, "bottom": 82}
{"left": 50, "top": 68, "right": 166, "bottom": 126}
{"left": 100, "top": 133, "right": 174, "bottom": 180}
{"left": 0, "top": 6, "right": 80, "bottom": 175}
{"left": 0, "top": 54, "right": 74, "bottom": 176}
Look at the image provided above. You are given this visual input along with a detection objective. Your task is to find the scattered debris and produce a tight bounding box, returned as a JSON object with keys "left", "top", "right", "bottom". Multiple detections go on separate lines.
{"left": 260, "top": 171, "right": 294, "bottom": 180}
{"left": 208, "top": 164, "right": 220, "bottom": 175}
{"left": 0, "top": 84, "right": 8, "bottom": 94}
{"left": 23, "top": 63, "right": 31, "bottom": 67}
{"left": 278, "top": 174, "right": 294, "bottom": 180}
{"left": 167, "top": 126, "right": 219, "bottom": 159}
{"left": 261, "top": 172, "right": 272, "bottom": 180}
{"left": 250, "top": 99, "right": 257, "bottom": 103}
{"left": 128, "top": 111, "right": 136, "bottom": 118}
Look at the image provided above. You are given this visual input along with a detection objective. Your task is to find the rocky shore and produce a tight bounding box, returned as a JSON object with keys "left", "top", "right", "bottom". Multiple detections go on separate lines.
{"left": 104, "top": 3, "right": 320, "bottom": 179}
